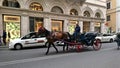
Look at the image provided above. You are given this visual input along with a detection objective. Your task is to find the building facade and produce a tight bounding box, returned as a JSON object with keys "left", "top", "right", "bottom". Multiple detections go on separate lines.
{"left": 106, "top": 0, "right": 120, "bottom": 33}
{"left": 0, "top": 0, "right": 106, "bottom": 40}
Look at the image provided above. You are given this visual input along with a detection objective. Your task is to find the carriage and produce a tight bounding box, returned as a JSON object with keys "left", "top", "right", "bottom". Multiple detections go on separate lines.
{"left": 38, "top": 27, "right": 102, "bottom": 54}
{"left": 62, "top": 32, "right": 102, "bottom": 52}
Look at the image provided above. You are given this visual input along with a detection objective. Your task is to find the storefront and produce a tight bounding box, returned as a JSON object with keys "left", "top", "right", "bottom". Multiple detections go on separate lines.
{"left": 29, "top": 17, "right": 43, "bottom": 32}
{"left": 83, "top": 21, "right": 90, "bottom": 32}
{"left": 51, "top": 20, "right": 63, "bottom": 31}
{"left": 3, "top": 15, "right": 21, "bottom": 40}
{"left": 68, "top": 20, "right": 78, "bottom": 34}
{"left": 95, "top": 22, "right": 101, "bottom": 33}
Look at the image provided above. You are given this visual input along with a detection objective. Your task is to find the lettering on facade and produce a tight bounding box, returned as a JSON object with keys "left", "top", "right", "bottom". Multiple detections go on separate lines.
{"left": 4, "top": 15, "right": 20, "bottom": 22}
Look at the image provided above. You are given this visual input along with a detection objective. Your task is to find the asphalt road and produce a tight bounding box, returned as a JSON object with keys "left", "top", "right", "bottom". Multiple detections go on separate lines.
{"left": 0, "top": 42, "right": 119, "bottom": 68}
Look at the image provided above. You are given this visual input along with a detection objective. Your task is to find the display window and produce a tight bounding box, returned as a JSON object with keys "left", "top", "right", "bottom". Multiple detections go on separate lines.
{"left": 3, "top": 15, "right": 20, "bottom": 40}
{"left": 68, "top": 21, "right": 78, "bottom": 34}
{"left": 83, "top": 21, "right": 90, "bottom": 32}
{"left": 51, "top": 20, "right": 63, "bottom": 31}
{"left": 95, "top": 22, "right": 101, "bottom": 32}
{"left": 29, "top": 17, "right": 43, "bottom": 32}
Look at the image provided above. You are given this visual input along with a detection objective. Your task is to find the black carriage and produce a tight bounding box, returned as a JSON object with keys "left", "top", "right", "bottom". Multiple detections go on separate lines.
{"left": 63, "top": 32, "right": 102, "bottom": 51}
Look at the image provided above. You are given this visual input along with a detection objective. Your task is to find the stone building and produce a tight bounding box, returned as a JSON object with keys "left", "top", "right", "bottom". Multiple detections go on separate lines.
{"left": 106, "top": 0, "right": 120, "bottom": 33}
{"left": 0, "top": 0, "right": 106, "bottom": 40}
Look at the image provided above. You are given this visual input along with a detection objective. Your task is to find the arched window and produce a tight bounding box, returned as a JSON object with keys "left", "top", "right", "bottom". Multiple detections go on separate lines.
{"left": 51, "top": 6, "right": 63, "bottom": 14}
{"left": 3, "top": 0, "right": 20, "bottom": 8}
{"left": 83, "top": 11, "right": 90, "bottom": 17}
{"left": 95, "top": 12, "right": 101, "bottom": 18}
{"left": 70, "top": 9, "right": 78, "bottom": 15}
{"left": 29, "top": 2, "right": 43, "bottom": 11}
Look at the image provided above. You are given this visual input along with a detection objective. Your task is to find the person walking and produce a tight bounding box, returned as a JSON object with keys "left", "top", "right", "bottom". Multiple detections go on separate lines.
{"left": 2, "top": 30, "right": 7, "bottom": 45}
{"left": 8, "top": 31, "right": 11, "bottom": 42}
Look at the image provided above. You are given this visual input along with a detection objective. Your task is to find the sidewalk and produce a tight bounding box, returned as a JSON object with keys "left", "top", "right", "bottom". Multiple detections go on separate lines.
{"left": 0, "top": 45, "right": 8, "bottom": 48}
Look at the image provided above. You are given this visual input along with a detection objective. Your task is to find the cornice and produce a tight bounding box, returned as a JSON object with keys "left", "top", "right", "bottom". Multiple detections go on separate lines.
{"left": 84, "top": 2, "right": 106, "bottom": 8}
{"left": 0, "top": 6, "right": 105, "bottom": 22}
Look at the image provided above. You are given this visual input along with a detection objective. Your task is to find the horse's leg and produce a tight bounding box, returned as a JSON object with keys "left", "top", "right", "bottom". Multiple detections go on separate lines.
{"left": 66, "top": 43, "right": 69, "bottom": 51}
{"left": 46, "top": 43, "right": 51, "bottom": 55}
{"left": 63, "top": 44, "right": 65, "bottom": 51}
{"left": 63, "top": 43, "right": 68, "bottom": 51}
{"left": 52, "top": 43, "right": 58, "bottom": 53}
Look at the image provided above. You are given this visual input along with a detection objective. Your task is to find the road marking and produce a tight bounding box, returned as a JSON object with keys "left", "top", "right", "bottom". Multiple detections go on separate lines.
{"left": 0, "top": 53, "right": 77, "bottom": 66}
{"left": 0, "top": 47, "right": 116, "bottom": 66}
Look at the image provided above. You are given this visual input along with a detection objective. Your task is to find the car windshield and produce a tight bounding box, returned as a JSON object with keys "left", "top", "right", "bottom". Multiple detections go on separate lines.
{"left": 21, "top": 32, "right": 46, "bottom": 39}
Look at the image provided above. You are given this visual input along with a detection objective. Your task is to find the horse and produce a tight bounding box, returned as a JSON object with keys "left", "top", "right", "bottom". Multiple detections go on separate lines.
{"left": 45, "top": 31, "right": 70, "bottom": 55}
{"left": 37, "top": 27, "right": 70, "bottom": 54}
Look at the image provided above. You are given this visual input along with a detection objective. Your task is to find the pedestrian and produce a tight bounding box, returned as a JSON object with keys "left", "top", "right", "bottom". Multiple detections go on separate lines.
{"left": 73, "top": 23, "right": 81, "bottom": 41}
{"left": 8, "top": 31, "right": 11, "bottom": 42}
{"left": 2, "top": 30, "right": 7, "bottom": 45}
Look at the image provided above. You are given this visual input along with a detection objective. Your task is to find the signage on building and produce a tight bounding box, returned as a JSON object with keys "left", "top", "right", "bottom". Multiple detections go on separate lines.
{"left": 4, "top": 15, "right": 20, "bottom": 22}
{"left": 95, "top": 23, "right": 100, "bottom": 27}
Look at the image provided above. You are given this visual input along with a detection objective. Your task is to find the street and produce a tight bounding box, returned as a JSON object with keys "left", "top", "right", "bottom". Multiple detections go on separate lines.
{"left": 0, "top": 42, "right": 119, "bottom": 68}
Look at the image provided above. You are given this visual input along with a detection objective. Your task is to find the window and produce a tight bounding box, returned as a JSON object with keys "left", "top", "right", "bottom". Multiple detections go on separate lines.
{"left": 95, "top": 12, "right": 101, "bottom": 18}
{"left": 3, "top": 0, "right": 20, "bottom": 8}
{"left": 107, "top": 2, "right": 111, "bottom": 9}
{"left": 70, "top": 9, "right": 78, "bottom": 15}
{"left": 51, "top": 6, "right": 63, "bottom": 14}
{"left": 83, "top": 11, "right": 90, "bottom": 17}
{"left": 29, "top": 17, "right": 43, "bottom": 32}
{"left": 29, "top": 2, "right": 43, "bottom": 11}
{"left": 107, "top": 15, "right": 110, "bottom": 21}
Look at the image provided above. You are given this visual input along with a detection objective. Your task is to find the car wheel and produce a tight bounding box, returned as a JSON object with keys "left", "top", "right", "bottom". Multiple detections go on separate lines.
{"left": 14, "top": 44, "right": 22, "bottom": 50}
{"left": 110, "top": 39, "right": 113, "bottom": 43}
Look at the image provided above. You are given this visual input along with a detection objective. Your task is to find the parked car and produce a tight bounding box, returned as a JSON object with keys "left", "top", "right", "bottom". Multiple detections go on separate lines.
{"left": 9, "top": 32, "right": 47, "bottom": 50}
{"left": 95, "top": 33, "right": 116, "bottom": 43}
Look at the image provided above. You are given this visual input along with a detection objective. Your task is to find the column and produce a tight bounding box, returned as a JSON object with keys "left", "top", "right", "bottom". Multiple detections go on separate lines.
{"left": 0, "top": 13, "right": 3, "bottom": 36}
{"left": 64, "top": 19, "right": 69, "bottom": 32}
{"left": 90, "top": 22, "right": 95, "bottom": 32}
{"left": 79, "top": 21, "right": 83, "bottom": 33}
{"left": 101, "top": 22, "right": 106, "bottom": 33}
{"left": 21, "top": 16, "right": 29, "bottom": 36}
{"left": 44, "top": 17, "right": 51, "bottom": 31}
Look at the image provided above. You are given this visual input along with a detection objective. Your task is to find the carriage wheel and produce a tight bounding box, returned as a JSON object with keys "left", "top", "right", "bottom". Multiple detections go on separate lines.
{"left": 93, "top": 39, "right": 102, "bottom": 51}
{"left": 75, "top": 45, "right": 83, "bottom": 52}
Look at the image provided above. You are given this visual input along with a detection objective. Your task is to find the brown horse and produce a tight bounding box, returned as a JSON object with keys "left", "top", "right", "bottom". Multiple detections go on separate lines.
{"left": 37, "top": 27, "right": 70, "bottom": 54}
{"left": 45, "top": 31, "right": 70, "bottom": 55}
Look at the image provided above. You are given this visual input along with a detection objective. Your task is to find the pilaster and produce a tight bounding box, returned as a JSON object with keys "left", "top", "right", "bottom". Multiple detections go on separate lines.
{"left": 0, "top": 13, "right": 3, "bottom": 36}
{"left": 44, "top": 17, "right": 51, "bottom": 31}
{"left": 21, "top": 16, "right": 29, "bottom": 36}
{"left": 101, "top": 22, "right": 106, "bottom": 33}
{"left": 90, "top": 22, "right": 95, "bottom": 32}
{"left": 79, "top": 21, "right": 83, "bottom": 33}
{"left": 64, "top": 19, "right": 69, "bottom": 32}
